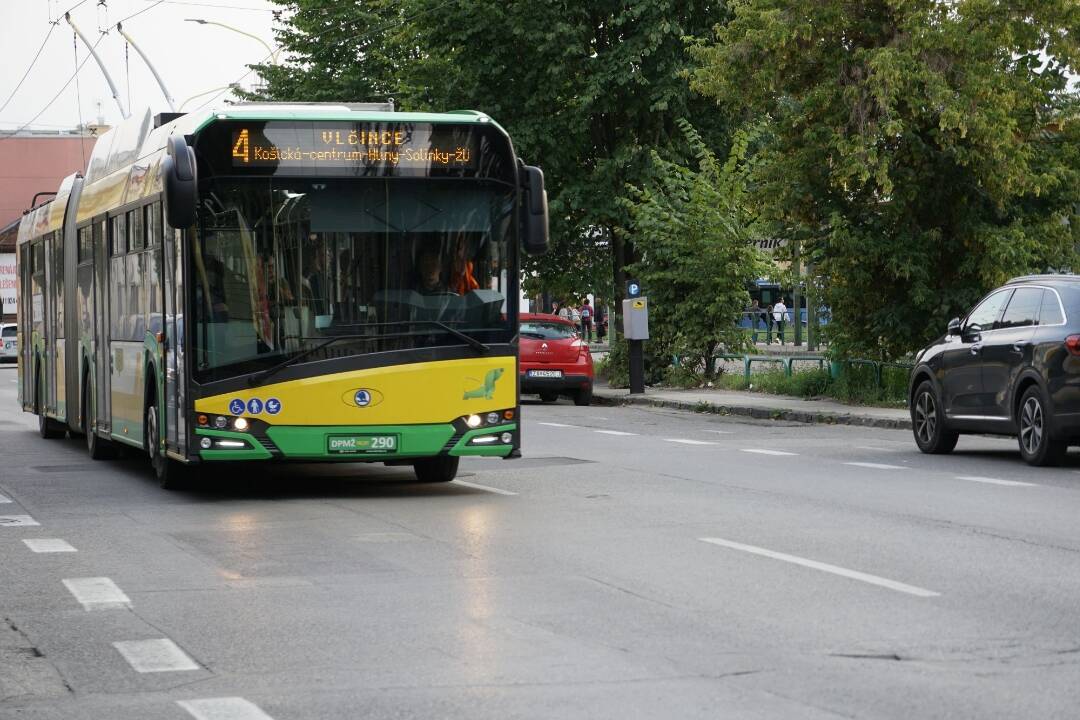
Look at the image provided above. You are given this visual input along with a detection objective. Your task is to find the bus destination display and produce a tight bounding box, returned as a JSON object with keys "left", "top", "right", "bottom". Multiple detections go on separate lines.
{"left": 230, "top": 124, "right": 476, "bottom": 172}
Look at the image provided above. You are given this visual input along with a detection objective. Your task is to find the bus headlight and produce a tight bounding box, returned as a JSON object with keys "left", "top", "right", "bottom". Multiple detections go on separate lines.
{"left": 214, "top": 416, "right": 228, "bottom": 429}
{"left": 200, "top": 437, "right": 212, "bottom": 449}
{"left": 500, "top": 432, "right": 513, "bottom": 444}
{"left": 487, "top": 412, "right": 500, "bottom": 424}
{"left": 466, "top": 414, "right": 482, "bottom": 428}
{"left": 233, "top": 417, "right": 249, "bottom": 431}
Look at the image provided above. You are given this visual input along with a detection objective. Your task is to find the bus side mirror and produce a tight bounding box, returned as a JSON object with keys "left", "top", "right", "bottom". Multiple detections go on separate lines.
{"left": 520, "top": 164, "right": 549, "bottom": 256}
{"left": 163, "top": 134, "right": 197, "bottom": 229}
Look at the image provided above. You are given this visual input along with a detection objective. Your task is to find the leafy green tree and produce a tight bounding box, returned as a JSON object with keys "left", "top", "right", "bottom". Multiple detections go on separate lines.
{"left": 246, "top": 0, "right": 405, "bottom": 103}
{"left": 619, "top": 120, "right": 768, "bottom": 381}
{"left": 691, "top": 0, "right": 1080, "bottom": 359}
{"left": 250, "top": 0, "right": 734, "bottom": 312}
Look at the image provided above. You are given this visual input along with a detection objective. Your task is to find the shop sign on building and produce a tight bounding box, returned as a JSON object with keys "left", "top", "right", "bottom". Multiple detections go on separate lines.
{"left": 0, "top": 253, "right": 15, "bottom": 315}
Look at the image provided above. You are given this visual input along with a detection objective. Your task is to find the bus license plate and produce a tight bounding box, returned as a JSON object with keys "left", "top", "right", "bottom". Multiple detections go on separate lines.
{"left": 327, "top": 434, "right": 398, "bottom": 455}
{"left": 528, "top": 370, "right": 563, "bottom": 378}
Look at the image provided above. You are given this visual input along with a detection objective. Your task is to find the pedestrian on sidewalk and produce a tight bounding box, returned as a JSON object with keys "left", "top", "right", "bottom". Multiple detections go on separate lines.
{"left": 749, "top": 299, "right": 764, "bottom": 343}
{"left": 595, "top": 304, "right": 607, "bottom": 344}
{"left": 772, "top": 298, "right": 788, "bottom": 345}
{"left": 579, "top": 298, "right": 594, "bottom": 342}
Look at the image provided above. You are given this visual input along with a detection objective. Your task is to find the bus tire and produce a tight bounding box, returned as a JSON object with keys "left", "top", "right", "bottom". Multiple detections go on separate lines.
{"left": 413, "top": 456, "right": 459, "bottom": 483}
{"left": 84, "top": 380, "right": 115, "bottom": 460}
{"left": 36, "top": 369, "right": 64, "bottom": 439}
{"left": 146, "top": 396, "right": 188, "bottom": 490}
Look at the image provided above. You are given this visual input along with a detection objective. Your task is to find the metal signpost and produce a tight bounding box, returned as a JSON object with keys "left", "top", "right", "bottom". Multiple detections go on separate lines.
{"left": 622, "top": 279, "right": 649, "bottom": 394}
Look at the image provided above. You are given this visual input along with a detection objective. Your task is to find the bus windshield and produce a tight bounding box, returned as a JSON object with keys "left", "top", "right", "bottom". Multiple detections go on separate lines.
{"left": 192, "top": 178, "right": 515, "bottom": 382}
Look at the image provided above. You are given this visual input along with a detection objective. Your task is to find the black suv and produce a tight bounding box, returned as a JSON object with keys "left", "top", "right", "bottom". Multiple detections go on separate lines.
{"left": 909, "top": 275, "right": 1080, "bottom": 466}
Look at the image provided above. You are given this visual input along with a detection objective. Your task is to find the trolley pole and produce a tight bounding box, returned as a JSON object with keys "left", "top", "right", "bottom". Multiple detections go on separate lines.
{"left": 116, "top": 23, "right": 177, "bottom": 112}
{"left": 66, "top": 13, "right": 130, "bottom": 120}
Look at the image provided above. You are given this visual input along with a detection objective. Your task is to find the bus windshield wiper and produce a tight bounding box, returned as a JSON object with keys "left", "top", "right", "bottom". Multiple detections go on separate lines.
{"left": 321, "top": 320, "right": 491, "bottom": 355}
{"left": 246, "top": 323, "right": 491, "bottom": 388}
{"left": 415, "top": 320, "right": 491, "bottom": 355}
{"left": 247, "top": 334, "right": 371, "bottom": 388}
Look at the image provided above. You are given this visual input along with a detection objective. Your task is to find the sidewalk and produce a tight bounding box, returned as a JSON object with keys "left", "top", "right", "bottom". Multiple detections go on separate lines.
{"left": 593, "top": 384, "right": 912, "bottom": 430}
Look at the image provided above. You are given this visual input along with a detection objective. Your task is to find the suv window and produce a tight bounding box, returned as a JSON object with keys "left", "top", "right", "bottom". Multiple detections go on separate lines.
{"left": 999, "top": 287, "right": 1043, "bottom": 330}
{"left": 1038, "top": 290, "right": 1065, "bottom": 325}
{"left": 966, "top": 289, "right": 1012, "bottom": 331}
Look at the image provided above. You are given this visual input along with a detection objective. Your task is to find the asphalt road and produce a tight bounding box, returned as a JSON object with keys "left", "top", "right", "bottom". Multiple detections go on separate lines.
{"left": 2, "top": 361, "right": 1080, "bottom": 719}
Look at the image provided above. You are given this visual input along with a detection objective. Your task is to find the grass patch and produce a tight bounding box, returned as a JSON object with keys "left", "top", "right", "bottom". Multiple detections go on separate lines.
{"left": 710, "top": 366, "right": 905, "bottom": 407}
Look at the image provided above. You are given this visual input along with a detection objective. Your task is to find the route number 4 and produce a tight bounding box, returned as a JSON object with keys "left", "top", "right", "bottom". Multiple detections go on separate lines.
{"left": 232, "top": 129, "right": 250, "bottom": 163}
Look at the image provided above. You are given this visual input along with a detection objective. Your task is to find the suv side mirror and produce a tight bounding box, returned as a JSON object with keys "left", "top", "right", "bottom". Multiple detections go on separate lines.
{"left": 163, "top": 134, "right": 197, "bottom": 229}
{"left": 947, "top": 317, "right": 961, "bottom": 336}
{"left": 519, "top": 164, "right": 549, "bottom": 256}
{"left": 963, "top": 322, "right": 983, "bottom": 341}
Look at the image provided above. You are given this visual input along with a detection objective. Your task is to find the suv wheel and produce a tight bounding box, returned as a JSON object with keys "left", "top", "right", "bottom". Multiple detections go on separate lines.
{"left": 912, "top": 381, "right": 958, "bottom": 454}
{"left": 1018, "top": 385, "right": 1066, "bottom": 467}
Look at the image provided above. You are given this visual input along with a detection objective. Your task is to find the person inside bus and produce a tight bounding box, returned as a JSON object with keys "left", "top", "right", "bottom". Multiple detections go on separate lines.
{"left": 450, "top": 235, "right": 479, "bottom": 295}
{"left": 414, "top": 240, "right": 453, "bottom": 295}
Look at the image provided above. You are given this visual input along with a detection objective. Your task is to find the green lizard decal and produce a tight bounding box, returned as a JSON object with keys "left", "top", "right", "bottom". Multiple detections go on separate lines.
{"left": 463, "top": 368, "right": 504, "bottom": 400}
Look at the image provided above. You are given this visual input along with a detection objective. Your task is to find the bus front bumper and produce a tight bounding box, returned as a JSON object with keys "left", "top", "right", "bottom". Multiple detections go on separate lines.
{"left": 194, "top": 422, "right": 518, "bottom": 462}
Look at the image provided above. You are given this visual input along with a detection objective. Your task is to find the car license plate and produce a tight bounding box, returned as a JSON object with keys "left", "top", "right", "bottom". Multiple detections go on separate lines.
{"left": 327, "top": 434, "right": 398, "bottom": 455}
{"left": 528, "top": 370, "right": 563, "bottom": 378}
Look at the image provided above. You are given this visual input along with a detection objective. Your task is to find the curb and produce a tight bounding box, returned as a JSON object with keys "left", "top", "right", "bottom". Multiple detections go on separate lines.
{"left": 593, "top": 392, "right": 912, "bottom": 431}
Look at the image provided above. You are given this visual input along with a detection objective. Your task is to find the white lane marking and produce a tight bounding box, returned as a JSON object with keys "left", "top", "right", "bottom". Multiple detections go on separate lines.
{"left": 699, "top": 537, "right": 939, "bottom": 598}
{"left": 740, "top": 449, "right": 798, "bottom": 456}
{"left": 955, "top": 475, "right": 1038, "bottom": 487}
{"left": 113, "top": 639, "right": 200, "bottom": 673}
{"left": 178, "top": 697, "right": 275, "bottom": 720}
{"left": 705, "top": 430, "right": 735, "bottom": 435}
{"left": 538, "top": 422, "right": 579, "bottom": 428}
{"left": 594, "top": 430, "right": 638, "bottom": 436}
{"left": 854, "top": 445, "right": 895, "bottom": 451}
{"left": 23, "top": 538, "right": 76, "bottom": 553}
{"left": 0, "top": 493, "right": 11, "bottom": 503}
{"left": 0, "top": 515, "right": 39, "bottom": 527}
{"left": 845, "top": 462, "right": 907, "bottom": 470}
{"left": 452, "top": 479, "right": 518, "bottom": 496}
{"left": 62, "top": 577, "right": 131, "bottom": 610}
{"left": 664, "top": 438, "right": 717, "bottom": 446}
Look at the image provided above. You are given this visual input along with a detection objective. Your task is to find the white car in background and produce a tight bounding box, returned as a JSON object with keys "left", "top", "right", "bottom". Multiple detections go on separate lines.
{"left": 0, "top": 323, "right": 16, "bottom": 362}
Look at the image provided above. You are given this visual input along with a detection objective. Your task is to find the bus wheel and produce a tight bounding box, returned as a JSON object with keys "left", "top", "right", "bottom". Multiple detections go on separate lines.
{"left": 84, "top": 381, "right": 115, "bottom": 460}
{"left": 413, "top": 456, "right": 459, "bottom": 483}
{"left": 146, "top": 400, "right": 188, "bottom": 490}
{"left": 36, "top": 372, "right": 64, "bottom": 439}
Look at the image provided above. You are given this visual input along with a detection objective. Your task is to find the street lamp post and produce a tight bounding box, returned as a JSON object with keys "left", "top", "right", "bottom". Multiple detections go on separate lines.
{"left": 184, "top": 18, "right": 278, "bottom": 65}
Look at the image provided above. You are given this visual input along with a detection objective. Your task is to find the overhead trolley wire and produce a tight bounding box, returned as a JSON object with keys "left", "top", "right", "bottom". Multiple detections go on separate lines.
{"left": 191, "top": 0, "right": 460, "bottom": 113}
{"left": 0, "top": 23, "right": 58, "bottom": 116}
{"left": 0, "top": 33, "right": 105, "bottom": 141}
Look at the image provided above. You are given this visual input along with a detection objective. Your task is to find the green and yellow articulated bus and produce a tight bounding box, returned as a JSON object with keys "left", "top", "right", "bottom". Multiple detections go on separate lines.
{"left": 16, "top": 103, "right": 548, "bottom": 487}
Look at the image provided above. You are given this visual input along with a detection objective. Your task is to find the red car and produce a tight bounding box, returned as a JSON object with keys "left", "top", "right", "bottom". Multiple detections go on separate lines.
{"left": 519, "top": 313, "right": 594, "bottom": 405}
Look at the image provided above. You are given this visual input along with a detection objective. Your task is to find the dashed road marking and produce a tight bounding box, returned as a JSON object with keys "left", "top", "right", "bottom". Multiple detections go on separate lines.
{"left": 178, "top": 697, "right": 276, "bottom": 720}
{"left": 23, "top": 538, "right": 76, "bottom": 553}
{"left": 955, "top": 475, "right": 1038, "bottom": 487}
{"left": 664, "top": 438, "right": 717, "bottom": 446}
{"left": 845, "top": 462, "right": 907, "bottom": 470}
{"left": 0, "top": 515, "right": 39, "bottom": 527}
{"left": 452, "top": 479, "right": 518, "bottom": 496}
{"left": 538, "top": 422, "right": 579, "bottom": 428}
{"left": 594, "top": 430, "right": 638, "bottom": 436}
{"left": 112, "top": 639, "right": 200, "bottom": 673}
{"left": 699, "top": 537, "right": 939, "bottom": 598}
{"left": 854, "top": 445, "right": 896, "bottom": 452}
{"left": 740, "top": 449, "right": 798, "bottom": 456}
{"left": 62, "top": 577, "right": 131, "bottom": 610}
{"left": 705, "top": 430, "right": 735, "bottom": 435}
